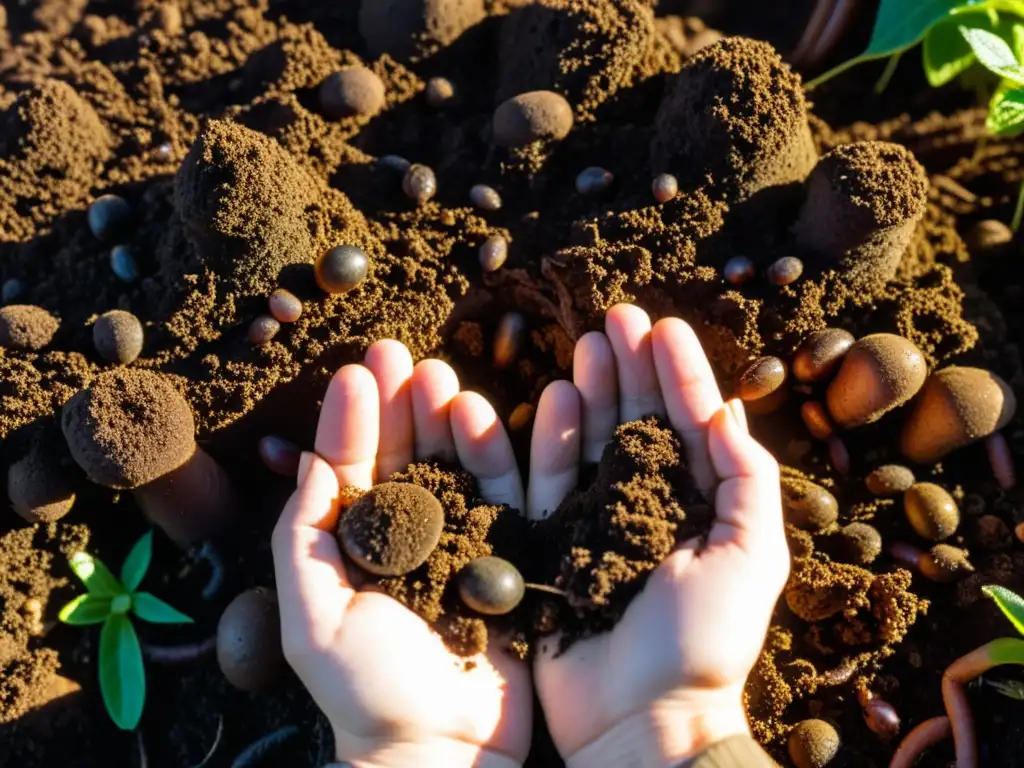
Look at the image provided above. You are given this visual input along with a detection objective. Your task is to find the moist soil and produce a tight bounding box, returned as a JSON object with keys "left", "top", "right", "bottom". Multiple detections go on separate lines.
{"left": 1, "top": 1, "right": 1023, "bottom": 767}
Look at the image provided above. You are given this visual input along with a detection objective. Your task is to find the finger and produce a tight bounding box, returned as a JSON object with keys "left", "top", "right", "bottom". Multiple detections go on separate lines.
{"left": 728, "top": 398, "right": 748, "bottom": 434}
{"left": 271, "top": 453, "right": 353, "bottom": 651}
{"left": 651, "top": 317, "right": 725, "bottom": 496}
{"left": 605, "top": 304, "right": 665, "bottom": 422}
{"left": 411, "top": 359, "right": 459, "bottom": 461}
{"left": 527, "top": 380, "right": 581, "bottom": 521}
{"left": 364, "top": 340, "right": 414, "bottom": 481}
{"left": 573, "top": 332, "right": 619, "bottom": 463}
{"left": 451, "top": 391, "right": 526, "bottom": 511}
{"left": 707, "top": 405, "right": 785, "bottom": 564}
{"left": 315, "top": 365, "right": 379, "bottom": 489}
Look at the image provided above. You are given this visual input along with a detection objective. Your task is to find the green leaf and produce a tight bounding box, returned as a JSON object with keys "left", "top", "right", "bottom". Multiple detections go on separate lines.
{"left": 58, "top": 593, "right": 112, "bottom": 625}
{"left": 99, "top": 614, "right": 145, "bottom": 730}
{"left": 988, "top": 86, "right": 1024, "bottom": 133}
{"left": 924, "top": 16, "right": 980, "bottom": 86}
{"left": 68, "top": 551, "right": 124, "bottom": 597}
{"left": 984, "top": 585, "right": 1024, "bottom": 635}
{"left": 1013, "top": 22, "right": 1024, "bottom": 60}
{"left": 960, "top": 25, "right": 1024, "bottom": 83}
{"left": 131, "top": 592, "right": 193, "bottom": 625}
{"left": 120, "top": 532, "right": 153, "bottom": 593}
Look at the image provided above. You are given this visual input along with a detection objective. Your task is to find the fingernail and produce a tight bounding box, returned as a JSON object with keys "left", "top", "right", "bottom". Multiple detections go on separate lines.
{"left": 297, "top": 451, "right": 315, "bottom": 487}
{"left": 726, "top": 398, "right": 748, "bottom": 433}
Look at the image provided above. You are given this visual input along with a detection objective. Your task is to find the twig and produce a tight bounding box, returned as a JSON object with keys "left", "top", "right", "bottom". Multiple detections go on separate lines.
{"left": 230, "top": 725, "right": 300, "bottom": 768}
{"left": 141, "top": 636, "right": 217, "bottom": 664}
{"left": 190, "top": 714, "right": 224, "bottom": 768}
{"left": 889, "top": 716, "right": 951, "bottom": 768}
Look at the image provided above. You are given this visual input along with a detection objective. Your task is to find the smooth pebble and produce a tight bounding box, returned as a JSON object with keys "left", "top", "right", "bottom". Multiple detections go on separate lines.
{"left": 651, "top": 173, "right": 678, "bottom": 204}
{"left": 248, "top": 315, "right": 280, "bottom": 345}
{"left": 110, "top": 245, "right": 138, "bottom": 282}
{"left": 767, "top": 256, "right": 803, "bottom": 286}
{"left": 479, "top": 236, "right": 508, "bottom": 273}
{"left": 575, "top": 167, "right": 614, "bottom": 195}
{"left": 723, "top": 256, "right": 755, "bottom": 285}
{"left": 469, "top": 184, "right": 502, "bottom": 212}
{"left": 268, "top": 289, "right": 302, "bottom": 323}
{"left": 403, "top": 164, "right": 437, "bottom": 204}
{"left": 315, "top": 245, "right": 370, "bottom": 294}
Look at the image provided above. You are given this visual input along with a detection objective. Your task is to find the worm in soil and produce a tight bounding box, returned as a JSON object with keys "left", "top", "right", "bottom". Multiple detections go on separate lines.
{"left": 189, "top": 715, "right": 225, "bottom": 768}
{"left": 141, "top": 635, "right": 217, "bottom": 664}
{"left": 230, "top": 725, "right": 300, "bottom": 768}
{"left": 890, "top": 715, "right": 951, "bottom": 768}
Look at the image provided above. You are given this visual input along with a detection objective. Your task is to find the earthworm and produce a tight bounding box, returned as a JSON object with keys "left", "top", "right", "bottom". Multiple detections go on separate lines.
{"left": 141, "top": 635, "right": 216, "bottom": 664}
{"left": 230, "top": 725, "right": 300, "bottom": 768}
{"left": 189, "top": 715, "right": 224, "bottom": 768}
{"left": 808, "top": 0, "right": 858, "bottom": 69}
{"left": 889, "top": 716, "right": 951, "bottom": 768}
{"left": 192, "top": 540, "right": 226, "bottom": 601}
{"left": 791, "top": 0, "right": 835, "bottom": 66}
{"left": 986, "top": 433, "right": 1016, "bottom": 490}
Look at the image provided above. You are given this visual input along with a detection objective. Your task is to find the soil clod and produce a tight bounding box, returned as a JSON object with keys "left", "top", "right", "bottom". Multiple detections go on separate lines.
{"left": 788, "top": 719, "right": 840, "bottom": 768}
{"left": 0, "top": 305, "right": 59, "bottom": 351}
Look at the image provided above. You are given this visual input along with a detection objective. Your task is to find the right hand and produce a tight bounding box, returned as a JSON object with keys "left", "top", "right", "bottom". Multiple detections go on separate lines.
{"left": 526, "top": 304, "right": 790, "bottom": 768}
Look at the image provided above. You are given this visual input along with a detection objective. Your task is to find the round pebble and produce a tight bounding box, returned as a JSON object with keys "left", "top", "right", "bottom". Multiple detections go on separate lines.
{"left": 337, "top": 482, "right": 445, "bottom": 577}
{"left": 651, "top": 173, "right": 678, "bottom": 204}
{"left": 0, "top": 305, "right": 59, "bottom": 351}
{"left": 723, "top": 256, "right": 755, "bottom": 285}
{"left": 248, "top": 315, "right": 280, "bottom": 345}
{"left": 493, "top": 90, "right": 574, "bottom": 147}
{"left": 919, "top": 544, "right": 974, "bottom": 582}
{"left": 494, "top": 312, "right": 526, "bottom": 369}
{"left": 377, "top": 155, "right": 412, "bottom": 174}
{"left": 469, "top": 184, "right": 502, "bottom": 212}
{"left": 800, "top": 401, "right": 833, "bottom": 440}
{"left": 92, "top": 310, "right": 144, "bottom": 364}
{"left": 865, "top": 465, "right": 915, "bottom": 496}
{"left": 575, "top": 167, "right": 614, "bottom": 196}
{"left": 88, "top": 194, "right": 133, "bottom": 244}
{"left": 737, "top": 356, "right": 786, "bottom": 402}
{"left": 781, "top": 476, "right": 838, "bottom": 531}
{"left": 838, "top": 522, "right": 882, "bottom": 565}
{"left": 110, "top": 245, "right": 139, "bottom": 282}
{"left": 258, "top": 435, "right": 300, "bottom": 476}
{"left": 425, "top": 76, "right": 456, "bottom": 108}
{"left": 904, "top": 483, "right": 959, "bottom": 541}
{"left": 792, "top": 329, "right": 855, "bottom": 383}
{"left": 318, "top": 67, "right": 386, "bottom": 119}
{"left": 456, "top": 556, "right": 526, "bottom": 616}
{"left": 863, "top": 699, "right": 900, "bottom": 740}
{"left": 2, "top": 278, "right": 23, "bottom": 304}
{"left": 402, "top": 164, "right": 437, "bottom": 204}
{"left": 965, "top": 219, "right": 1013, "bottom": 252}
{"left": 479, "top": 235, "right": 508, "bottom": 273}
{"left": 268, "top": 289, "right": 302, "bottom": 323}
{"left": 788, "top": 719, "right": 840, "bottom": 768}
{"left": 315, "top": 245, "right": 370, "bottom": 294}
{"left": 767, "top": 256, "right": 803, "bottom": 286}
{"left": 217, "top": 588, "right": 284, "bottom": 692}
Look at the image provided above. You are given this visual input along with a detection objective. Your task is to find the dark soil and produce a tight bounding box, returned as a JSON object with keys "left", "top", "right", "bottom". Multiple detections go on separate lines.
{"left": 1, "top": 1, "right": 1023, "bottom": 767}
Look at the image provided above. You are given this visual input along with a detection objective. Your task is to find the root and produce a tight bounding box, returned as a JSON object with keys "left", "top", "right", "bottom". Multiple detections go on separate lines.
{"left": 230, "top": 725, "right": 300, "bottom": 768}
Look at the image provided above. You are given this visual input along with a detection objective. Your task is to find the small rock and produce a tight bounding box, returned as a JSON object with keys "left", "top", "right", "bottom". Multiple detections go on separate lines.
{"left": 258, "top": 435, "right": 300, "bottom": 476}
{"left": 782, "top": 476, "right": 838, "bottom": 531}
{"left": 319, "top": 67, "right": 386, "bottom": 119}
{"left": 508, "top": 403, "right": 535, "bottom": 431}
{"left": 110, "top": 245, "right": 139, "bottom": 282}
{"left": 268, "top": 289, "right": 302, "bottom": 323}
{"left": 838, "top": 522, "right": 882, "bottom": 565}
{"left": 88, "top": 194, "right": 133, "bottom": 244}
{"left": 479, "top": 236, "right": 508, "bottom": 273}
{"left": 494, "top": 312, "right": 526, "bottom": 369}
{"left": 425, "top": 76, "right": 456, "bottom": 108}
{"left": 0, "top": 305, "right": 59, "bottom": 351}
{"left": 788, "top": 719, "right": 840, "bottom": 768}
{"left": 964, "top": 219, "right": 1012, "bottom": 252}
{"left": 723, "top": 256, "right": 755, "bottom": 285}
{"left": 865, "top": 465, "right": 915, "bottom": 496}
{"left": 456, "top": 556, "right": 526, "bottom": 615}
{"left": 919, "top": 544, "right": 973, "bottom": 582}
{"left": 904, "top": 483, "right": 959, "bottom": 541}
{"left": 2, "top": 278, "right": 24, "bottom": 304}
{"left": 315, "top": 245, "right": 370, "bottom": 294}
{"left": 737, "top": 356, "right": 787, "bottom": 402}
{"left": 827, "top": 435, "right": 851, "bottom": 475}
{"left": 792, "top": 328, "right": 855, "bottom": 383}
{"left": 767, "top": 256, "right": 803, "bottom": 286}
{"left": 800, "top": 401, "right": 833, "bottom": 440}
{"left": 248, "top": 315, "right": 280, "bottom": 345}
{"left": 402, "top": 164, "right": 437, "bottom": 204}
{"left": 92, "top": 310, "right": 144, "bottom": 364}
{"left": 469, "top": 184, "right": 502, "bottom": 212}
{"left": 651, "top": 173, "right": 678, "bottom": 204}
{"left": 575, "top": 167, "right": 614, "bottom": 195}
{"left": 493, "top": 91, "right": 574, "bottom": 147}
{"left": 976, "top": 514, "right": 1012, "bottom": 550}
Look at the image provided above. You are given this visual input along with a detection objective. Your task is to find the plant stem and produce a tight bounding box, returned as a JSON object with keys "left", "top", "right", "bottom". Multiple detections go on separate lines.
{"left": 889, "top": 716, "right": 951, "bottom": 768}
{"left": 141, "top": 636, "right": 216, "bottom": 664}
{"left": 874, "top": 52, "right": 902, "bottom": 94}
{"left": 942, "top": 637, "right": 1024, "bottom": 768}
{"left": 230, "top": 725, "right": 299, "bottom": 768}
{"left": 1011, "top": 178, "right": 1024, "bottom": 232}
{"left": 189, "top": 715, "right": 224, "bottom": 768}
{"left": 524, "top": 582, "right": 566, "bottom": 598}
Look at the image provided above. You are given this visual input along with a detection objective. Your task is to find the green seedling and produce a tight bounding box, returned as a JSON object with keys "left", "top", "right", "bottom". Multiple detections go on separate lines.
{"left": 58, "top": 531, "right": 192, "bottom": 730}
{"left": 891, "top": 584, "right": 1024, "bottom": 767}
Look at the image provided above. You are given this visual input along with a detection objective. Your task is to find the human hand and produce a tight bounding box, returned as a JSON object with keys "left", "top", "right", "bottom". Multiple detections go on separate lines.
{"left": 527, "top": 304, "right": 790, "bottom": 768}
{"left": 271, "top": 341, "right": 532, "bottom": 768}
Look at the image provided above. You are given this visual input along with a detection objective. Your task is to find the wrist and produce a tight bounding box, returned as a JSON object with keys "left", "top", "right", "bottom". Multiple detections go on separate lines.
{"left": 334, "top": 736, "right": 522, "bottom": 768}
{"left": 565, "top": 691, "right": 750, "bottom": 768}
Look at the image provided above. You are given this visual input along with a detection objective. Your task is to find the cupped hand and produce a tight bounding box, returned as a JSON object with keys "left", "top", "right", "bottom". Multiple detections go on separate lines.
{"left": 528, "top": 304, "right": 790, "bottom": 768}
{"left": 271, "top": 341, "right": 532, "bottom": 768}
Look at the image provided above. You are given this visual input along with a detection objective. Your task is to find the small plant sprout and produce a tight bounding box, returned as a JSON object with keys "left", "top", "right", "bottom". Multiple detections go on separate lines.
{"left": 891, "top": 584, "right": 1024, "bottom": 767}
{"left": 58, "top": 531, "right": 193, "bottom": 731}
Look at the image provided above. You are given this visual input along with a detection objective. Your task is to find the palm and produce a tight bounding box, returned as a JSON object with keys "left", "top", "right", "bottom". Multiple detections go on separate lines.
{"left": 272, "top": 342, "right": 532, "bottom": 766}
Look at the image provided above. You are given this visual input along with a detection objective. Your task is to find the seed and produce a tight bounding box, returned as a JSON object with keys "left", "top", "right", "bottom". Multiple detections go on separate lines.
{"left": 919, "top": 543, "right": 974, "bottom": 582}
{"left": 987, "top": 432, "right": 1017, "bottom": 490}
{"left": 456, "top": 556, "right": 526, "bottom": 615}
{"left": 737, "top": 356, "right": 786, "bottom": 401}
{"left": 110, "top": 245, "right": 138, "bottom": 282}
{"left": 92, "top": 310, "right": 144, "bottom": 364}
{"left": 479, "top": 236, "right": 508, "bottom": 273}
{"left": 723, "top": 256, "right": 755, "bottom": 285}
{"left": 863, "top": 699, "right": 900, "bottom": 740}
{"left": 826, "top": 334, "right": 927, "bottom": 428}
{"left": 155, "top": 142, "right": 173, "bottom": 161}
{"left": 315, "top": 245, "right": 370, "bottom": 294}
{"left": 318, "top": 67, "right": 386, "bottom": 119}
{"left": 508, "top": 403, "right": 535, "bottom": 431}
{"left": 827, "top": 435, "right": 851, "bottom": 474}
{"left": 964, "top": 219, "right": 1012, "bottom": 252}
{"left": 800, "top": 401, "right": 833, "bottom": 440}
{"left": 792, "top": 328, "right": 855, "bottom": 383}
{"left": 469, "top": 184, "right": 502, "bottom": 212}
{"left": 2, "top": 278, "right": 23, "bottom": 304}
{"left": 904, "top": 483, "right": 959, "bottom": 541}
{"left": 258, "top": 435, "right": 300, "bottom": 476}
{"left": 494, "top": 312, "right": 526, "bottom": 369}
{"left": 575, "top": 167, "right": 614, "bottom": 195}
{"left": 651, "top": 173, "right": 679, "bottom": 204}
{"left": 838, "top": 522, "right": 882, "bottom": 565}
{"left": 787, "top": 719, "right": 840, "bottom": 768}
{"left": 781, "top": 476, "right": 838, "bottom": 531}
{"left": 248, "top": 315, "right": 280, "bottom": 345}
{"left": 268, "top": 289, "right": 302, "bottom": 323}
{"left": 865, "top": 465, "right": 915, "bottom": 496}
{"left": 377, "top": 154, "right": 411, "bottom": 174}
{"left": 88, "top": 194, "right": 133, "bottom": 244}
{"left": 403, "top": 164, "right": 437, "bottom": 204}
{"left": 767, "top": 256, "right": 803, "bottom": 286}
{"left": 425, "top": 76, "right": 455, "bottom": 108}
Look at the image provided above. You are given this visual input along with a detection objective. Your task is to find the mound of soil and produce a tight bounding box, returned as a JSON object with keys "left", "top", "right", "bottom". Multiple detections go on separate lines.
{"left": 1, "top": 0, "right": 1024, "bottom": 766}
